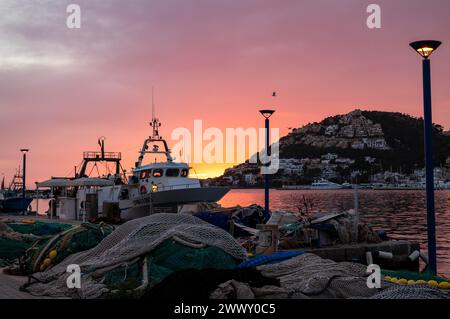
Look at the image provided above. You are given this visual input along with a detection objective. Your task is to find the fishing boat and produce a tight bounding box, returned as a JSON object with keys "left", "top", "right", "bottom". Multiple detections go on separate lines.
{"left": 36, "top": 112, "right": 229, "bottom": 221}
{"left": 110, "top": 114, "right": 229, "bottom": 220}
{"left": 0, "top": 167, "right": 33, "bottom": 213}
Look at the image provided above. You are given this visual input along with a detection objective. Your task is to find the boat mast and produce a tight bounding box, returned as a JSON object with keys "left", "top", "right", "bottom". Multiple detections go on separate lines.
{"left": 150, "top": 86, "right": 161, "bottom": 140}
{"left": 135, "top": 88, "right": 173, "bottom": 169}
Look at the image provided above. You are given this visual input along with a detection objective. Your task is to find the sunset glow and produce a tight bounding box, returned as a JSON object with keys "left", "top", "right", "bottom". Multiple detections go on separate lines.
{"left": 1, "top": 0, "right": 450, "bottom": 186}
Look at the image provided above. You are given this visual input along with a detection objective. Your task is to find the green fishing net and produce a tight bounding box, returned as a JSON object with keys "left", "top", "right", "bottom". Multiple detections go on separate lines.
{"left": 103, "top": 239, "right": 239, "bottom": 294}
{"left": 8, "top": 221, "right": 72, "bottom": 236}
{"left": 0, "top": 238, "right": 32, "bottom": 266}
{"left": 21, "top": 223, "right": 115, "bottom": 274}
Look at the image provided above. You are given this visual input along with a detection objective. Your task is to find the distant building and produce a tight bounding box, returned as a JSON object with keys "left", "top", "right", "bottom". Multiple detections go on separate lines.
{"left": 243, "top": 174, "right": 256, "bottom": 186}
{"left": 335, "top": 158, "right": 355, "bottom": 164}
{"left": 351, "top": 141, "right": 365, "bottom": 150}
{"left": 321, "top": 153, "right": 338, "bottom": 161}
{"left": 222, "top": 176, "right": 233, "bottom": 183}
{"left": 364, "top": 156, "right": 376, "bottom": 164}
{"left": 324, "top": 125, "right": 338, "bottom": 136}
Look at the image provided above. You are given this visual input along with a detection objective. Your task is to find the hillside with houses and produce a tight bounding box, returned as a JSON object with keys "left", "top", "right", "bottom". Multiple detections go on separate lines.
{"left": 206, "top": 109, "right": 450, "bottom": 187}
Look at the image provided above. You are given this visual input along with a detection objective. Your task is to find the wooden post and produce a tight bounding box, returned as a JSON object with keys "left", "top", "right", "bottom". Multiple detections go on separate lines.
{"left": 256, "top": 224, "right": 279, "bottom": 255}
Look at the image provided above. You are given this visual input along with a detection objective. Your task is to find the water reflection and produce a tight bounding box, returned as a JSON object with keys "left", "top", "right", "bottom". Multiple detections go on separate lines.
{"left": 220, "top": 189, "right": 450, "bottom": 277}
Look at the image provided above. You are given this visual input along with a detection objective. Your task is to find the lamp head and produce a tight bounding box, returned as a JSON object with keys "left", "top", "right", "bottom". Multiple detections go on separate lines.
{"left": 20, "top": 149, "right": 29, "bottom": 154}
{"left": 259, "top": 109, "right": 275, "bottom": 119}
{"left": 409, "top": 40, "right": 442, "bottom": 59}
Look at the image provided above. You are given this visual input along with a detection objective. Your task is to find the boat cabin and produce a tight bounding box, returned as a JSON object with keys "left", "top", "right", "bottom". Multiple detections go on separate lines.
{"left": 132, "top": 162, "right": 200, "bottom": 194}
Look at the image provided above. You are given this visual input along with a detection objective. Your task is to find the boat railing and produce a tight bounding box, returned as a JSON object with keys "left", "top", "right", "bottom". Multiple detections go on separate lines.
{"left": 83, "top": 151, "right": 122, "bottom": 160}
{"left": 155, "top": 182, "right": 200, "bottom": 191}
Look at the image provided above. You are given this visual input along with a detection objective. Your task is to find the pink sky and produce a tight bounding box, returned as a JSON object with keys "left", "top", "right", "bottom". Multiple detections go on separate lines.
{"left": 1, "top": 0, "right": 450, "bottom": 186}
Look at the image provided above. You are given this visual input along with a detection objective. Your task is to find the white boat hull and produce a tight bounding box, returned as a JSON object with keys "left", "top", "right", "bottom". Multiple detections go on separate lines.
{"left": 119, "top": 186, "right": 229, "bottom": 220}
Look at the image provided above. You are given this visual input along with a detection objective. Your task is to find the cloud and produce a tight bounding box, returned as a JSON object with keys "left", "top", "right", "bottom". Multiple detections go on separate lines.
{"left": 0, "top": 54, "right": 74, "bottom": 69}
{"left": 1, "top": 0, "right": 450, "bottom": 184}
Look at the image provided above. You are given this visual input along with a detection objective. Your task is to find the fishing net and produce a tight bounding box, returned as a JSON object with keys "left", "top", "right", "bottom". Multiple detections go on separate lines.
{"left": 257, "top": 253, "right": 393, "bottom": 299}
{"left": 8, "top": 221, "right": 72, "bottom": 236}
{"left": 381, "top": 269, "right": 450, "bottom": 283}
{"left": 0, "top": 220, "right": 69, "bottom": 267}
{"left": 102, "top": 239, "right": 239, "bottom": 296}
{"left": 0, "top": 238, "right": 31, "bottom": 266}
{"left": 370, "top": 284, "right": 450, "bottom": 299}
{"left": 19, "top": 222, "right": 115, "bottom": 274}
{"left": 24, "top": 213, "right": 247, "bottom": 298}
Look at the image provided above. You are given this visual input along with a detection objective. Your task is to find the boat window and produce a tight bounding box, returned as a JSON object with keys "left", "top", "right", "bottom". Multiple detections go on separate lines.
{"left": 166, "top": 168, "right": 180, "bottom": 177}
{"left": 139, "top": 170, "right": 151, "bottom": 179}
{"left": 181, "top": 169, "right": 189, "bottom": 177}
{"left": 152, "top": 169, "right": 163, "bottom": 177}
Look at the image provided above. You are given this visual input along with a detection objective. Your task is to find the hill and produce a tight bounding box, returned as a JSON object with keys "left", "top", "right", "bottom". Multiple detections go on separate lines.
{"left": 209, "top": 109, "right": 450, "bottom": 186}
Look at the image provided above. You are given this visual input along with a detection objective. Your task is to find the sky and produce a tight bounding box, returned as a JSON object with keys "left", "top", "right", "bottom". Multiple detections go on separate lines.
{"left": 1, "top": 0, "right": 450, "bottom": 186}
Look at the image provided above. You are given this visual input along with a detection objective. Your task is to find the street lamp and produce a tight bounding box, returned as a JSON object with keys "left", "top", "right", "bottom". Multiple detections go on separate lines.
{"left": 20, "top": 149, "right": 29, "bottom": 202}
{"left": 409, "top": 40, "right": 442, "bottom": 275}
{"left": 259, "top": 109, "right": 275, "bottom": 220}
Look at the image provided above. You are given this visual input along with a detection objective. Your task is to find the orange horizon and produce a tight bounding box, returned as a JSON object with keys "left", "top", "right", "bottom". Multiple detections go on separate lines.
{"left": 1, "top": 0, "right": 450, "bottom": 186}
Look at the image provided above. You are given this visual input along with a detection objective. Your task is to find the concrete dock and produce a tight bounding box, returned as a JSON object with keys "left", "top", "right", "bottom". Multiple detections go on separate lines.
{"left": 0, "top": 268, "right": 47, "bottom": 299}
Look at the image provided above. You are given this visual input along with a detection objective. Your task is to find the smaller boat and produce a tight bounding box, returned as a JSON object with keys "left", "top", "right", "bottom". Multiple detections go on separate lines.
{"left": 0, "top": 167, "right": 33, "bottom": 213}
{"left": 310, "top": 179, "right": 343, "bottom": 190}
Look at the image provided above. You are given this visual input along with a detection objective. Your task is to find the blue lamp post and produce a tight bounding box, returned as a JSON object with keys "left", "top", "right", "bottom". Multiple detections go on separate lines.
{"left": 20, "top": 149, "right": 29, "bottom": 203}
{"left": 409, "top": 40, "right": 442, "bottom": 275}
{"left": 259, "top": 109, "right": 275, "bottom": 220}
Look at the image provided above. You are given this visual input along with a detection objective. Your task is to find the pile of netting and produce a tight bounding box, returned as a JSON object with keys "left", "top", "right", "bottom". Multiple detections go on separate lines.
{"left": 1, "top": 218, "right": 114, "bottom": 273}
{"left": 23, "top": 213, "right": 247, "bottom": 299}
{"left": 17, "top": 222, "right": 114, "bottom": 275}
{"left": 256, "top": 253, "right": 393, "bottom": 299}
{"left": 7, "top": 220, "right": 72, "bottom": 236}
{"left": 370, "top": 284, "right": 450, "bottom": 299}
{"left": 0, "top": 219, "right": 73, "bottom": 267}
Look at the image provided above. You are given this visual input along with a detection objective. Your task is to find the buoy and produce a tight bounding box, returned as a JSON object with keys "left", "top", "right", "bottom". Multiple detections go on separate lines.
{"left": 384, "top": 276, "right": 392, "bottom": 281}
{"left": 438, "top": 281, "right": 450, "bottom": 289}
{"left": 428, "top": 280, "right": 438, "bottom": 287}
{"left": 43, "top": 258, "right": 52, "bottom": 267}
{"left": 48, "top": 250, "right": 57, "bottom": 260}
{"left": 390, "top": 277, "right": 399, "bottom": 283}
{"left": 398, "top": 278, "right": 408, "bottom": 285}
{"left": 407, "top": 279, "right": 416, "bottom": 285}
{"left": 40, "top": 264, "right": 46, "bottom": 272}
{"left": 416, "top": 280, "right": 427, "bottom": 285}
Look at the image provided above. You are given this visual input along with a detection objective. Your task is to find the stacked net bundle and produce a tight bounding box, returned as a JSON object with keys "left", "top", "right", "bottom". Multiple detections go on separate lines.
{"left": 0, "top": 238, "right": 31, "bottom": 266}
{"left": 257, "top": 253, "right": 393, "bottom": 299}
{"left": 25, "top": 213, "right": 247, "bottom": 298}
{"left": 370, "top": 284, "right": 450, "bottom": 299}
{"left": 7, "top": 221, "right": 72, "bottom": 236}
{"left": 0, "top": 220, "right": 72, "bottom": 267}
{"left": 102, "top": 239, "right": 239, "bottom": 295}
{"left": 19, "top": 223, "right": 115, "bottom": 274}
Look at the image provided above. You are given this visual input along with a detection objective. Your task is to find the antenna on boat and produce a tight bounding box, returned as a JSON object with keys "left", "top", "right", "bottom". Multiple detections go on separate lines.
{"left": 152, "top": 86, "right": 155, "bottom": 120}
{"left": 150, "top": 86, "right": 162, "bottom": 139}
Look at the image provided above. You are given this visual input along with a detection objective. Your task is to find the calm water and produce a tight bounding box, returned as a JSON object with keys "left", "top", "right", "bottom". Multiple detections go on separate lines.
{"left": 219, "top": 189, "right": 450, "bottom": 278}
